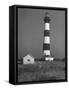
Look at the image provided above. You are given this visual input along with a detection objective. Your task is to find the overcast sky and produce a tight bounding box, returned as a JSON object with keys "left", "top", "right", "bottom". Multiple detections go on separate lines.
{"left": 18, "top": 8, "right": 65, "bottom": 59}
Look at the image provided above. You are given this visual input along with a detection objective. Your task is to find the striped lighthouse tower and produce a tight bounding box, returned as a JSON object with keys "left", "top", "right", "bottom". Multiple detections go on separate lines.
{"left": 43, "top": 12, "right": 54, "bottom": 61}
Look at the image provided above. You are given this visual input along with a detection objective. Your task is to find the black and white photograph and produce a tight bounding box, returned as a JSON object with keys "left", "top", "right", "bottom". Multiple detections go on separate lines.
{"left": 17, "top": 6, "right": 67, "bottom": 83}
{"left": 9, "top": 5, "right": 67, "bottom": 85}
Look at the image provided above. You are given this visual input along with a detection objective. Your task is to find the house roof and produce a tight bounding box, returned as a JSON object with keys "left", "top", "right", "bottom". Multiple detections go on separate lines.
{"left": 23, "top": 53, "right": 34, "bottom": 59}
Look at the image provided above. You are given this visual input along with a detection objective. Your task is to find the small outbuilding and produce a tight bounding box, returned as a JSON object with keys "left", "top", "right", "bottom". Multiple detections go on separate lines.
{"left": 23, "top": 54, "right": 35, "bottom": 64}
{"left": 45, "top": 57, "right": 54, "bottom": 61}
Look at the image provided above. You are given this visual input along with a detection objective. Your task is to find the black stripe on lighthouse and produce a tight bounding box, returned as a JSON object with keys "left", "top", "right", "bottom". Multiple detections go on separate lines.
{"left": 43, "top": 44, "right": 50, "bottom": 50}
{"left": 44, "top": 30, "right": 49, "bottom": 36}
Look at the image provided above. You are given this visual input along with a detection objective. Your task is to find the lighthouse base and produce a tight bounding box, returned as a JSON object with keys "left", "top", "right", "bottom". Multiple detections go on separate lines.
{"left": 45, "top": 57, "right": 54, "bottom": 61}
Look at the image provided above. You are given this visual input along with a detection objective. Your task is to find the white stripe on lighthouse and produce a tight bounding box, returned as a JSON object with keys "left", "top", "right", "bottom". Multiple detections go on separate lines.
{"left": 45, "top": 23, "right": 50, "bottom": 30}
{"left": 44, "top": 36, "right": 50, "bottom": 44}
{"left": 44, "top": 50, "right": 50, "bottom": 55}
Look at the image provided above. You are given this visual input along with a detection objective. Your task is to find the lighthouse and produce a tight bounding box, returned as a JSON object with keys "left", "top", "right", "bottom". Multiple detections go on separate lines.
{"left": 43, "top": 12, "right": 54, "bottom": 61}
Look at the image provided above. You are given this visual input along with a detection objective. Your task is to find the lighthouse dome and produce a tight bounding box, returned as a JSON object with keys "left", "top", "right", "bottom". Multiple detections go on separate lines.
{"left": 44, "top": 12, "right": 51, "bottom": 23}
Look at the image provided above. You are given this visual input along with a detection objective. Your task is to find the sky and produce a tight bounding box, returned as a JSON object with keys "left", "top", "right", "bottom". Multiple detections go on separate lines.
{"left": 18, "top": 8, "right": 65, "bottom": 59}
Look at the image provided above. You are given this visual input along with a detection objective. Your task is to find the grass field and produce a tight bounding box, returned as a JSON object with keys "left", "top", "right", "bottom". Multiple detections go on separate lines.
{"left": 18, "top": 60, "right": 65, "bottom": 82}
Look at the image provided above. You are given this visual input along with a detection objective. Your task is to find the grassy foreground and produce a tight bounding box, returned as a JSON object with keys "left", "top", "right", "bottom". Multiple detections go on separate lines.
{"left": 18, "top": 60, "right": 65, "bottom": 82}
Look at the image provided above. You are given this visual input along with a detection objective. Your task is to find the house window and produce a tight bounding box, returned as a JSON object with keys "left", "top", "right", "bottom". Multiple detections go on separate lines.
{"left": 27, "top": 59, "right": 30, "bottom": 61}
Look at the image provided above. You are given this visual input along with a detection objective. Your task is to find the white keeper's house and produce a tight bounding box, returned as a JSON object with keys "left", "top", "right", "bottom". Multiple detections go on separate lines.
{"left": 23, "top": 54, "right": 35, "bottom": 64}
